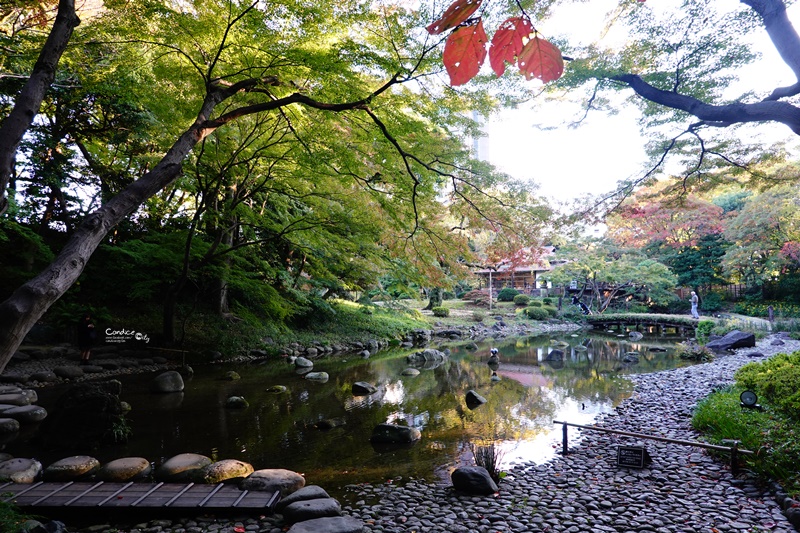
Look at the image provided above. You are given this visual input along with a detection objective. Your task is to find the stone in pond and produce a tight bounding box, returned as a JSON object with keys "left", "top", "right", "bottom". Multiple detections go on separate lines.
{"left": 275, "top": 485, "right": 331, "bottom": 512}
{"left": 0, "top": 458, "right": 42, "bottom": 483}
{"left": 0, "top": 418, "right": 19, "bottom": 435}
{"left": 240, "top": 468, "right": 305, "bottom": 495}
{"left": 4, "top": 405, "right": 47, "bottom": 424}
{"left": 95, "top": 457, "right": 152, "bottom": 482}
{"left": 155, "top": 453, "right": 212, "bottom": 482}
{"left": 369, "top": 423, "right": 421, "bottom": 444}
{"left": 43, "top": 456, "right": 100, "bottom": 481}
{"left": 351, "top": 382, "right": 377, "bottom": 396}
{"left": 198, "top": 459, "right": 254, "bottom": 483}
{"left": 225, "top": 396, "right": 249, "bottom": 409}
{"left": 150, "top": 371, "right": 184, "bottom": 393}
{"left": 0, "top": 393, "right": 30, "bottom": 406}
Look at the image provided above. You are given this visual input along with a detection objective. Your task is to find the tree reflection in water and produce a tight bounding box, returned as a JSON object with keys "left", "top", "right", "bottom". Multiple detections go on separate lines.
{"left": 13, "top": 332, "right": 691, "bottom": 494}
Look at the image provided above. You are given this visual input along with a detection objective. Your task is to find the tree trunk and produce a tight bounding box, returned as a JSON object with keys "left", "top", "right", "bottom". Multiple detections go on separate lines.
{"left": 0, "top": 0, "right": 79, "bottom": 215}
{"left": 0, "top": 130, "right": 193, "bottom": 371}
{"left": 424, "top": 287, "right": 443, "bottom": 310}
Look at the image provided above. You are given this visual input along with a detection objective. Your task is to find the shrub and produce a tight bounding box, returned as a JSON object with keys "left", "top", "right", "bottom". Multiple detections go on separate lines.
{"left": 472, "top": 311, "right": 486, "bottom": 322}
{"left": 695, "top": 319, "right": 715, "bottom": 343}
{"left": 542, "top": 305, "right": 558, "bottom": 317}
{"left": 432, "top": 306, "right": 450, "bottom": 317}
{"left": 699, "top": 291, "right": 725, "bottom": 312}
{"left": 513, "top": 294, "right": 531, "bottom": 306}
{"left": 528, "top": 300, "right": 542, "bottom": 307}
{"left": 525, "top": 306, "right": 549, "bottom": 320}
{"left": 627, "top": 303, "right": 650, "bottom": 314}
{"left": 462, "top": 289, "right": 492, "bottom": 307}
{"left": 542, "top": 297, "right": 553, "bottom": 305}
{"left": 676, "top": 340, "right": 714, "bottom": 362}
{"left": 735, "top": 351, "right": 800, "bottom": 421}
{"left": 497, "top": 287, "right": 520, "bottom": 302}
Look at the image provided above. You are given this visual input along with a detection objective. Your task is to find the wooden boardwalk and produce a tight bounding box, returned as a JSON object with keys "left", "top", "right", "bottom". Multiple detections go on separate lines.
{"left": 1, "top": 481, "right": 280, "bottom": 513}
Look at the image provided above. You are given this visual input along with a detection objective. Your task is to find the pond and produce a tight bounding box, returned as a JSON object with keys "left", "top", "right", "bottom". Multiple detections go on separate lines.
{"left": 11, "top": 331, "right": 693, "bottom": 496}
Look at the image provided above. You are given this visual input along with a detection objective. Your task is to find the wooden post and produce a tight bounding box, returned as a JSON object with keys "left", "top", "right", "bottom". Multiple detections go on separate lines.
{"left": 562, "top": 422, "right": 569, "bottom": 455}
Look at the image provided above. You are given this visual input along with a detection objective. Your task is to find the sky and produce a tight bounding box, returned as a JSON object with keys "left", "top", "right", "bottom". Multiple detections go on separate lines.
{"left": 481, "top": 0, "right": 800, "bottom": 204}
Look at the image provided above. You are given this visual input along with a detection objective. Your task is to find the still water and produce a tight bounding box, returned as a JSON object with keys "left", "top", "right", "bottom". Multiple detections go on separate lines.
{"left": 14, "top": 332, "right": 692, "bottom": 493}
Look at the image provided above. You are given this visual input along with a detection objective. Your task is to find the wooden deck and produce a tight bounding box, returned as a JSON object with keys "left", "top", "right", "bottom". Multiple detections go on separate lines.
{"left": 1, "top": 481, "right": 280, "bottom": 513}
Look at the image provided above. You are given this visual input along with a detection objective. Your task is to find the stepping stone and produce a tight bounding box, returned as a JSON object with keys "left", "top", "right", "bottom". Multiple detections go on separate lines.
{"left": 240, "top": 469, "right": 305, "bottom": 495}
{"left": 53, "top": 366, "right": 84, "bottom": 379}
{"left": 43, "top": 456, "right": 100, "bottom": 481}
{"left": 0, "top": 418, "right": 20, "bottom": 435}
{"left": 286, "top": 516, "right": 364, "bottom": 533}
{"left": 95, "top": 457, "right": 152, "bottom": 482}
{"left": 199, "top": 459, "right": 254, "bottom": 483}
{"left": 282, "top": 497, "right": 342, "bottom": 523}
{"left": 0, "top": 458, "right": 42, "bottom": 483}
{"left": 155, "top": 453, "right": 212, "bottom": 482}
{"left": 3, "top": 405, "right": 47, "bottom": 424}
{"left": 0, "top": 393, "right": 30, "bottom": 406}
{"left": 0, "top": 386, "right": 22, "bottom": 394}
{"left": 30, "top": 371, "right": 58, "bottom": 383}
{"left": 275, "top": 485, "right": 331, "bottom": 512}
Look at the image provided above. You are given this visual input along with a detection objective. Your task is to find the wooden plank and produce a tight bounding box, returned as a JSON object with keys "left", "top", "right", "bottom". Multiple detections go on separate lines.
{"left": 31, "top": 482, "right": 74, "bottom": 506}
{"left": 9, "top": 481, "right": 279, "bottom": 512}
{"left": 2, "top": 482, "right": 44, "bottom": 502}
{"left": 168, "top": 484, "right": 223, "bottom": 508}
{"left": 96, "top": 483, "right": 155, "bottom": 508}
{"left": 64, "top": 482, "right": 104, "bottom": 506}
{"left": 232, "top": 489, "right": 248, "bottom": 507}
{"left": 96, "top": 482, "right": 134, "bottom": 506}
{"left": 197, "top": 483, "right": 225, "bottom": 507}
{"left": 198, "top": 485, "right": 244, "bottom": 507}
{"left": 130, "top": 482, "right": 163, "bottom": 507}
{"left": 135, "top": 484, "right": 189, "bottom": 507}
{"left": 163, "top": 483, "right": 194, "bottom": 507}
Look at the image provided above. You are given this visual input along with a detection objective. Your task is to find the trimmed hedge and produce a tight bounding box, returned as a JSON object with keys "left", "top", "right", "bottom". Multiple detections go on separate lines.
{"left": 525, "top": 306, "right": 549, "bottom": 320}
{"left": 432, "top": 306, "right": 450, "bottom": 317}
{"left": 513, "top": 294, "right": 531, "bottom": 306}
{"left": 497, "top": 288, "right": 520, "bottom": 302}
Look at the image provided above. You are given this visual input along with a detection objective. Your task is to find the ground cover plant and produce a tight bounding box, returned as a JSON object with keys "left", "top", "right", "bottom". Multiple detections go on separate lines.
{"left": 692, "top": 352, "right": 800, "bottom": 497}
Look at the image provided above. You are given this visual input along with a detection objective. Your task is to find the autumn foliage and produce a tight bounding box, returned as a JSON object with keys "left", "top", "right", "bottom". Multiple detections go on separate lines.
{"left": 427, "top": 0, "right": 564, "bottom": 86}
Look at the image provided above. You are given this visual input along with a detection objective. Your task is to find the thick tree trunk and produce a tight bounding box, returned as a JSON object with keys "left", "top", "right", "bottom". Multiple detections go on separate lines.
{"left": 0, "top": 0, "right": 79, "bottom": 215}
{"left": 424, "top": 287, "right": 443, "bottom": 310}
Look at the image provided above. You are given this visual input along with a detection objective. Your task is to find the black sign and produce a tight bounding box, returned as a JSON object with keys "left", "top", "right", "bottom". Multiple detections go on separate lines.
{"left": 617, "top": 446, "right": 651, "bottom": 468}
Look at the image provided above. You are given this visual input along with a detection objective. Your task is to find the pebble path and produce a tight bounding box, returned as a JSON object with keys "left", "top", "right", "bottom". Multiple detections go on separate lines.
{"left": 34, "top": 334, "right": 800, "bottom": 533}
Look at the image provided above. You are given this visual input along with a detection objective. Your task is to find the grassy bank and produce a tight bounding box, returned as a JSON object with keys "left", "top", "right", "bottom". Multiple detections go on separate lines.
{"left": 692, "top": 352, "right": 800, "bottom": 497}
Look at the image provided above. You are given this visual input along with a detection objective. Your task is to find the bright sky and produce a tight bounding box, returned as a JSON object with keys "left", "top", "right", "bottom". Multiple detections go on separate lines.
{"left": 483, "top": 0, "right": 800, "bottom": 204}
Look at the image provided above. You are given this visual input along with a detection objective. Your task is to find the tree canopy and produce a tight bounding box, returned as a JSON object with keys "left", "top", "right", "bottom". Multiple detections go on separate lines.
{"left": 0, "top": 0, "right": 551, "bottom": 371}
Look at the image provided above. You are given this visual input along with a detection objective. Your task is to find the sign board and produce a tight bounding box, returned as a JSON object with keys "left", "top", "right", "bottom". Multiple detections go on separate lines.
{"left": 569, "top": 280, "right": 578, "bottom": 290}
{"left": 617, "top": 446, "right": 651, "bottom": 468}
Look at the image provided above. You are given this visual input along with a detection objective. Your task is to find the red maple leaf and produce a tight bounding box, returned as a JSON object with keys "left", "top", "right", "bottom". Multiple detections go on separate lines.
{"left": 427, "top": 0, "right": 483, "bottom": 35}
{"left": 488, "top": 17, "right": 533, "bottom": 77}
{"left": 518, "top": 35, "right": 564, "bottom": 83}
{"left": 443, "top": 20, "right": 488, "bottom": 86}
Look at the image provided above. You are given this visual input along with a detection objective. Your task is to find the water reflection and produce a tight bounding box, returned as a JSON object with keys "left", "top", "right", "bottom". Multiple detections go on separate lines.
{"left": 11, "top": 332, "right": 691, "bottom": 493}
